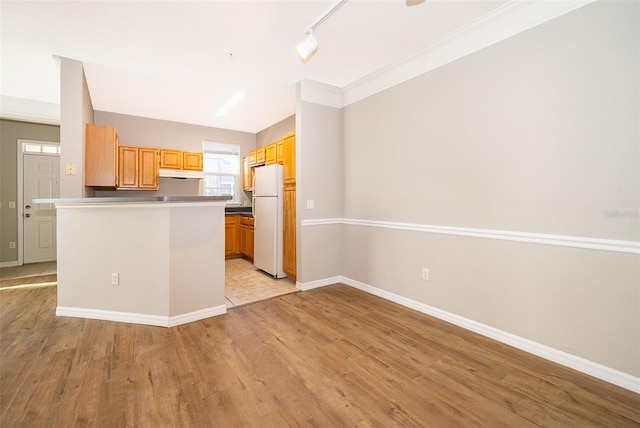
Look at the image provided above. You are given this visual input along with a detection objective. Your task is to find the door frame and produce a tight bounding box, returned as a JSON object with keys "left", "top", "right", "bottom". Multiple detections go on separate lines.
{"left": 16, "top": 139, "right": 60, "bottom": 266}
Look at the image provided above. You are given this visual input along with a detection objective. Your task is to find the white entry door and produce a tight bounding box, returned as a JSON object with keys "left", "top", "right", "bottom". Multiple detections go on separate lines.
{"left": 23, "top": 154, "right": 60, "bottom": 263}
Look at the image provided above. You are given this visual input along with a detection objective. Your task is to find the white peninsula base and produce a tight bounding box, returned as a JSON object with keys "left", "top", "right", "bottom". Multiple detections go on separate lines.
{"left": 42, "top": 198, "right": 228, "bottom": 327}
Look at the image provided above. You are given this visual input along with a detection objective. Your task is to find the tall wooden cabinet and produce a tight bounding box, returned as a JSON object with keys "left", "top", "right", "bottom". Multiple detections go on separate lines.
{"left": 283, "top": 184, "right": 296, "bottom": 279}
{"left": 282, "top": 131, "right": 296, "bottom": 280}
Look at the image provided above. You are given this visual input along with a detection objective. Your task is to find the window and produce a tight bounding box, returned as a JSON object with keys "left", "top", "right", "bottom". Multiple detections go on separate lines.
{"left": 202, "top": 141, "right": 240, "bottom": 203}
{"left": 22, "top": 142, "right": 61, "bottom": 154}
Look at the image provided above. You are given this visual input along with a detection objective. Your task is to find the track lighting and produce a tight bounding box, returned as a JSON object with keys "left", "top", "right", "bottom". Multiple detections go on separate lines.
{"left": 296, "top": 30, "right": 318, "bottom": 63}
{"left": 296, "top": 0, "right": 349, "bottom": 64}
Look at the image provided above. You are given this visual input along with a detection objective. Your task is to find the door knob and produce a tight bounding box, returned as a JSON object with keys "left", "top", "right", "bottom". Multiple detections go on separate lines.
{"left": 25, "top": 213, "right": 31, "bottom": 218}
{"left": 25, "top": 205, "right": 31, "bottom": 209}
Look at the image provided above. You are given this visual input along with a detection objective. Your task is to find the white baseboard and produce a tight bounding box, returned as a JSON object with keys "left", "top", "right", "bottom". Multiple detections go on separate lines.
{"left": 297, "top": 276, "right": 343, "bottom": 291}
{"left": 167, "top": 305, "right": 227, "bottom": 327}
{"left": 57, "top": 305, "right": 227, "bottom": 328}
{"left": 298, "top": 276, "right": 640, "bottom": 394}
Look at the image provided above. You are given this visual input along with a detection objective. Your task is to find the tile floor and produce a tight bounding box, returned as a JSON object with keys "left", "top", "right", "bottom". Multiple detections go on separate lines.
{"left": 0, "top": 258, "right": 297, "bottom": 308}
{"left": 225, "top": 258, "right": 297, "bottom": 308}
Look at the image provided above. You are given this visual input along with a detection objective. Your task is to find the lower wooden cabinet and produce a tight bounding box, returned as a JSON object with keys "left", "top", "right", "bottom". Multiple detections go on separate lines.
{"left": 225, "top": 216, "right": 240, "bottom": 258}
{"left": 226, "top": 215, "right": 254, "bottom": 260}
{"left": 283, "top": 184, "right": 296, "bottom": 280}
{"left": 239, "top": 216, "right": 254, "bottom": 260}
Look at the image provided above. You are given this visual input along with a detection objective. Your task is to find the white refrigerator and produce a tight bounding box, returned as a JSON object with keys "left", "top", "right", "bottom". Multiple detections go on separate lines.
{"left": 252, "top": 164, "right": 287, "bottom": 278}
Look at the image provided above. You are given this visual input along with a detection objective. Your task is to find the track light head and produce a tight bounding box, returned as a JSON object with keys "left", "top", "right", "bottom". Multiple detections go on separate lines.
{"left": 296, "top": 31, "right": 318, "bottom": 64}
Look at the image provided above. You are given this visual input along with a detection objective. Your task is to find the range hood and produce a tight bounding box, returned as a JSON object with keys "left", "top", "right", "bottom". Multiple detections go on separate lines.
{"left": 158, "top": 169, "right": 204, "bottom": 179}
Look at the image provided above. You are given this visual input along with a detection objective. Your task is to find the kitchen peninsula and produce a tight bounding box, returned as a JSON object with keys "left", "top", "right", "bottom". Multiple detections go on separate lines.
{"left": 33, "top": 196, "right": 230, "bottom": 327}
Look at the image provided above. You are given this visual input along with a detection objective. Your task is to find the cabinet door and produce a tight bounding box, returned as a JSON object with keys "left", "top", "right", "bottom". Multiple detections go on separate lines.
{"left": 248, "top": 150, "right": 257, "bottom": 166}
{"left": 159, "top": 149, "right": 182, "bottom": 169}
{"left": 265, "top": 143, "right": 277, "bottom": 165}
{"left": 283, "top": 185, "right": 296, "bottom": 280}
{"left": 256, "top": 147, "right": 266, "bottom": 165}
{"left": 138, "top": 148, "right": 159, "bottom": 190}
{"left": 242, "top": 156, "right": 252, "bottom": 191}
{"left": 283, "top": 133, "right": 296, "bottom": 185}
{"left": 183, "top": 151, "right": 203, "bottom": 171}
{"left": 225, "top": 216, "right": 240, "bottom": 258}
{"left": 118, "top": 146, "right": 139, "bottom": 188}
{"left": 248, "top": 224, "right": 254, "bottom": 260}
{"left": 85, "top": 124, "right": 119, "bottom": 187}
{"left": 276, "top": 139, "right": 285, "bottom": 164}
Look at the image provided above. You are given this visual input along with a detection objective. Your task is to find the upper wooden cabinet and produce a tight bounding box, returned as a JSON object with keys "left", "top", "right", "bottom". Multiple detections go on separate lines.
{"left": 85, "top": 124, "right": 119, "bottom": 188}
{"left": 283, "top": 131, "right": 296, "bottom": 185}
{"left": 183, "top": 151, "right": 203, "bottom": 171}
{"left": 242, "top": 156, "right": 252, "bottom": 191}
{"left": 276, "top": 139, "right": 285, "bottom": 164}
{"left": 118, "top": 146, "right": 139, "bottom": 189}
{"left": 138, "top": 148, "right": 160, "bottom": 189}
{"left": 256, "top": 147, "right": 266, "bottom": 165}
{"left": 118, "top": 146, "right": 159, "bottom": 190}
{"left": 159, "top": 149, "right": 202, "bottom": 171}
{"left": 248, "top": 150, "right": 257, "bottom": 166}
{"left": 265, "top": 143, "right": 277, "bottom": 165}
{"left": 159, "top": 149, "right": 182, "bottom": 169}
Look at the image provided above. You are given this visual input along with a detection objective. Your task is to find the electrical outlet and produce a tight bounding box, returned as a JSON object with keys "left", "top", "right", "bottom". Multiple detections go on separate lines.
{"left": 422, "top": 268, "right": 429, "bottom": 281}
{"left": 65, "top": 163, "right": 77, "bottom": 175}
{"left": 111, "top": 273, "right": 119, "bottom": 286}
{"left": 9, "top": 241, "right": 16, "bottom": 249}
{"left": 306, "top": 200, "right": 315, "bottom": 209}
{"left": 8, "top": 201, "right": 16, "bottom": 209}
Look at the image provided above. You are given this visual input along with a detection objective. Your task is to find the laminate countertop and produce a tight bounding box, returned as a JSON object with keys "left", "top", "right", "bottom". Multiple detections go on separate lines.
{"left": 33, "top": 196, "right": 231, "bottom": 204}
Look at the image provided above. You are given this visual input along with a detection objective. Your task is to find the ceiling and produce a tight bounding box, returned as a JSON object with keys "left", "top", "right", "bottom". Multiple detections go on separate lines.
{"left": 1, "top": 0, "right": 507, "bottom": 134}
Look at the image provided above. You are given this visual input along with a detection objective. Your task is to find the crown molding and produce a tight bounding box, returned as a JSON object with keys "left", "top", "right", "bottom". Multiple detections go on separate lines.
{"left": 298, "top": 79, "right": 343, "bottom": 108}
{"left": 0, "top": 95, "right": 60, "bottom": 125}
{"left": 341, "top": 0, "right": 597, "bottom": 107}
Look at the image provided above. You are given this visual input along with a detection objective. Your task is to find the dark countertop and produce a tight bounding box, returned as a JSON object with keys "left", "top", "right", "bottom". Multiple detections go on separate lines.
{"left": 225, "top": 207, "right": 253, "bottom": 216}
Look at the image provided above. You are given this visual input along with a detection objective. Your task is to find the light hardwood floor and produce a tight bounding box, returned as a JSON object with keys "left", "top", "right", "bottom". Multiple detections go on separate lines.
{"left": 0, "top": 259, "right": 298, "bottom": 307}
{"left": 1, "top": 283, "right": 638, "bottom": 426}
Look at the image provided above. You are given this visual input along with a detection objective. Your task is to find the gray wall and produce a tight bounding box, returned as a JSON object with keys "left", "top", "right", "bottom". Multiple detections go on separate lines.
{"left": 60, "top": 57, "right": 94, "bottom": 198}
{"left": 297, "top": 100, "right": 343, "bottom": 283}
{"left": 338, "top": 1, "right": 639, "bottom": 376}
{"left": 256, "top": 114, "right": 295, "bottom": 149}
{"left": 0, "top": 120, "right": 60, "bottom": 264}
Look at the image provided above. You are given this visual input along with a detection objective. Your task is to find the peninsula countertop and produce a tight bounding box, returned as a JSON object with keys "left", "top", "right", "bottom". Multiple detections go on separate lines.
{"left": 33, "top": 196, "right": 232, "bottom": 204}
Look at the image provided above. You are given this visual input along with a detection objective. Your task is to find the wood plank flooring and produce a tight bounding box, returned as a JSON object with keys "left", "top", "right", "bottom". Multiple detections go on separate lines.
{"left": 1, "top": 283, "right": 638, "bottom": 427}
